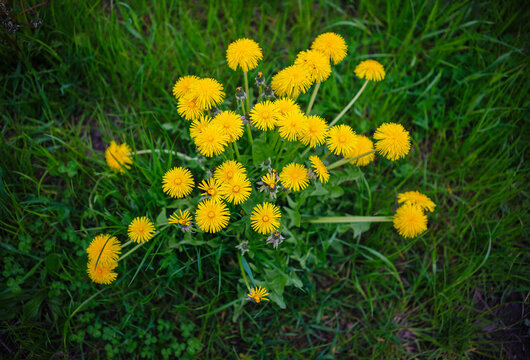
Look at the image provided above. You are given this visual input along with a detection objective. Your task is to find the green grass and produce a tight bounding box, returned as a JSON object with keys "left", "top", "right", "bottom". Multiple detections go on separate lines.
{"left": 1, "top": 0, "right": 528, "bottom": 358}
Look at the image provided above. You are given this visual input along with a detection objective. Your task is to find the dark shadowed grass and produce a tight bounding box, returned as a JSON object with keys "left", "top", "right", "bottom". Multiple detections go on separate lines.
{"left": 1, "top": 0, "right": 529, "bottom": 358}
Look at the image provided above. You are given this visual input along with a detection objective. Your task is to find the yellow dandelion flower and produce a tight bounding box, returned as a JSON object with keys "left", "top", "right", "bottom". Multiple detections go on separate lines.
{"left": 250, "top": 100, "right": 280, "bottom": 131}
{"left": 211, "top": 110, "right": 243, "bottom": 142}
{"left": 168, "top": 209, "right": 193, "bottom": 226}
{"left": 344, "top": 135, "right": 375, "bottom": 166}
{"left": 373, "top": 122, "right": 411, "bottom": 161}
{"left": 195, "top": 198, "right": 230, "bottom": 233}
{"left": 226, "top": 38, "right": 263, "bottom": 72}
{"left": 355, "top": 59, "right": 385, "bottom": 82}
{"left": 300, "top": 115, "right": 328, "bottom": 148}
{"left": 220, "top": 174, "right": 252, "bottom": 205}
{"left": 274, "top": 98, "right": 301, "bottom": 118}
{"left": 162, "top": 167, "right": 194, "bottom": 198}
{"left": 214, "top": 160, "right": 247, "bottom": 183}
{"left": 261, "top": 171, "right": 278, "bottom": 189}
{"left": 309, "top": 155, "right": 330, "bottom": 183}
{"left": 279, "top": 163, "right": 309, "bottom": 191}
{"left": 247, "top": 286, "right": 270, "bottom": 303}
{"left": 393, "top": 204, "right": 427, "bottom": 238}
{"left": 278, "top": 110, "right": 308, "bottom": 142}
{"left": 189, "top": 78, "right": 225, "bottom": 110}
{"left": 398, "top": 191, "right": 436, "bottom": 213}
{"left": 294, "top": 49, "right": 332, "bottom": 82}
{"left": 311, "top": 32, "right": 347, "bottom": 65}
{"left": 86, "top": 234, "right": 121, "bottom": 266}
{"left": 172, "top": 75, "right": 200, "bottom": 99}
{"left": 189, "top": 115, "right": 212, "bottom": 139}
{"left": 177, "top": 95, "right": 203, "bottom": 121}
{"left": 194, "top": 123, "right": 229, "bottom": 157}
{"left": 87, "top": 259, "right": 118, "bottom": 285}
{"left": 105, "top": 141, "right": 132, "bottom": 173}
{"left": 128, "top": 216, "right": 156, "bottom": 243}
{"left": 326, "top": 124, "right": 358, "bottom": 156}
{"left": 250, "top": 202, "right": 281, "bottom": 235}
{"left": 271, "top": 65, "right": 312, "bottom": 98}
{"left": 198, "top": 177, "right": 223, "bottom": 201}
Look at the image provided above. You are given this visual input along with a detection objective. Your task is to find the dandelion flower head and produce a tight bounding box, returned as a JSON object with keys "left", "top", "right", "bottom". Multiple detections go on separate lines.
{"left": 373, "top": 122, "right": 411, "bottom": 161}
{"left": 105, "top": 141, "right": 132, "bottom": 173}
{"left": 344, "top": 135, "right": 375, "bottom": 166}
{"left": 211, "top": 110, "right": 244, "bottom": 142}
{"left": 162, "top": 166, "right": 194, "bottom": 198}
{"left": 271, "top": 65, "right": 312, "bottom": 98}
{"left": 294, "top": 49, "right": 332, "bottom": 82}
{"left": 309, "top": 156, "right": 330, "bottom": 183}
{"left": 220, "top": 173, "right": 252, "bottom": 205}
{"left": 355, "top": 59, "right": 385, "bottom": 82}
{"left": 169, "top": 209, "right": 193, "bottom": 227}
{"left": 189, "top": 115, "right": 212, "bottom": 139}
{"left": 226, "top": 38, "right": 263, "bottom": 72}
{"left": 274, "top": 98, "right": 301, "bottom": 118}
{"left": 279, "top": 163, "right": 309, "bottom": 191}
{"left": 86, "top": 234, "right": 121, "bottom": 266}
{"left": 311, "top": 32, "right": 347, "bottom": 65}
{"left": 87, "top": 260, "right": 118, "bottom": 285}
{"left": 194, "top": 123, "right": 229, "bottom": 157}
{"left": 398, "top": 191, "right": 436, "bottom": 213}
{"left": 172, "top": 75, "right": 200, "bottom": 100}
{"left": 214, "top": 160, "right": 247, "bottom": 183}
{"left": 189, "top": 78, "right": 225, "bottom": 110}
{"left": 195, "top": 198, "right": 230, "bottom": 233}
{"left": 250, "top": 100, "right": 280, "bottom": 131}
{"left": 250, "top": 202, "right": 281, "bottom": 235}
{"left": 247, "top": 286, "right": 270, "bottom": 303}
{"left": 177, "top": 95, "right": 203, "bottom": 121}
{"left": 326, "top": 124, "right": 358, "bottom": 156}
{"left": 393, "top": 203, "right": 427, "bottom": 238}
{"left": 128, "top": 216, "right": 156, "bottom": 243}
{"left": 278, "top": 110, "right": 308, "bottom": 142}
{"left": 198, "top": 177, "right": 223, "bottom": 201}
{"left": 300, "top": 115, "right": 328, "bottom": 148}
{"left": 261, "top": 171, "right": 278, "bottom": 189}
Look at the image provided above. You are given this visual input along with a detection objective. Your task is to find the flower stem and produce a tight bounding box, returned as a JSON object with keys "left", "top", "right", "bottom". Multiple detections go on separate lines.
{"left": 246, "top": 124, "right": 254, "bottom": 146}
{"left": 233, "top": 141, "right": 241, "bottom": 162}
{"left": 134, "top": 149, "right": 203, "bottom": 163}
{"left": 329, "top": 79, "right": 369, "bottom": 128}
{"left": 121, "top": 239, "right": 134, "bottom": 248}
{"left": 300, "top": 145, "right": 311, "bottom": 158}
{"left": 244, "top": 71, "right": 251, "bottom": 112}
{"left": 280, "top": 142, "right": 302, "bottom": 167}
{"left": 306, "top": 81, "right": 321, "bottom": 115}
{"left": 327, "top": 149, "right": 377, "bottom": 170}
{"left": 304, "top": 216, "right": 393, "bottom": 224}
{"left": 237, "top": 252, "right": 251, "bottom": 291}
{"left": 274, "top": 141, "right": 286, "bottom": 166}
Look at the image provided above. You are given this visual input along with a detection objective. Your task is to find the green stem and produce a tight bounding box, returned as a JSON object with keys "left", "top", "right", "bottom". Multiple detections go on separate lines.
{"left": 244, "top": 71, "right": 251, "bottom": 111}
{"left": 237, "top": 252, "right": 251, "bottom": 291}
{"left": 304, "top": 216, "right": 393, "bottom": 224}
{"left": 134, "top": 149, "right": 202, "bottom": 163}
{"left": 117, "top": 225, "right": 169, "bottom": 262}
{"left": 274, "top": 141, "right": 286, "bottom": 165}
{"left": 327, "top": 149, "right": 377, "bottom": 170}
{"left": 306, "top": 81, "right": 321, "bottom": 115}
{"left": 329, "top": 79, "right": 369, "bottom": 128}
{"left": 246, "top": 124, "right": 254, "bottom": 146}
{"left": 280, "top": 142, "right": 303, "bottom": 167}
{"left": 233, "top": 141, "right": 241, "bottom": 161}
{"left": 300, "top": 145, "right": 311, "bottom": 158}
{"left": 321, "top": 151, "right": 332, "bottom": 160}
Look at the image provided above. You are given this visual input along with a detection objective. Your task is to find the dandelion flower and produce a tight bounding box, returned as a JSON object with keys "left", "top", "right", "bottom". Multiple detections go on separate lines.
{"left": 393, "top": 204, "right": 427, "bottom": 238}
{"left": 355, "top": 59, "right": 385, "bottom": 82}
{"left": 226, "top": 38, "right": 263, "bottom": 72}
{"left": 260, "top": 171, "right": 279, "bottom": 190}
{"left": 398, "top": 191, "right": 436, "bottom": 212}
{"left": 128, "top": 216, "right": 156, "bottom": 243}
{"left": 87, "top": 259, "right": 118, "bottom": 285}
{"left": 194, "top": 123, "right": 229, "bottom": 157}
{"left": 344, "top": 135, "right": 375, "bottom": 166}
{"left": 294, "top": 49, "right": 332, "bottom": 82}
{"left": 309, "top": 156, "right": 330, "bottom": 183}
{"left": 274, "top": 98, "right": 301, "bottom": 118}
{"left": 168, "top": 209, "right": 193, "bottom": 226}
{"left": 220, "top": 174, "right": 252, "bottom": 205}
{"left": 189, "top": 78, "right": 225, "bottom": 110}
{"left": 250, "top": 202, "right": 281, "bottom": 235}
{"left": 279, "top": 163, "right": 309, "bottom": 191}
{"left": 177, "top": 95, "right": 203, "bottom": 121}
{"left": 189, "top": 115, "right": 212, "bottom": 139}
{"left": 214, "top": 160, "right": 247, "bottom": 183}
{"left": 300, "top": 115, "right": 328, "bottom": 148}
{"left": 278, "top": 110, "right": 308, "bottom": 141}
{"left": 327, "top": 124, "right": 358, "bottom": 156}
{"left": 311, "top": 32, "right": 347, "bottom": 65}
{"left": 198, "top": 177, "right": 223, "bottom": 201}
{"left": 195, "top": 198, "right": 230, "bottom": 233}
{"left": 211, "top": 110, "right": 244, "bottom": 141}
{"left": 373, "top": 123, "right": 411, "bottom": 160}
{"left": 172, "top": 75, "right": 200, "bottom": 99}
{"left": 271, "top": 65, "right": 312, "bottom": 98}
{"left": 250, "top": 100, "right": 280, "bottom": 131}
{"left": 162, "top": 167, "right": 194, "bottom": 198}
{"left": 86, "top": 234, "right": 121, "bottom": 266}
{"left": 105, "top": 141, "right": 132, "bottom": 173}
{"left": 247, "top": 286, "right": 270, "bottom": 303}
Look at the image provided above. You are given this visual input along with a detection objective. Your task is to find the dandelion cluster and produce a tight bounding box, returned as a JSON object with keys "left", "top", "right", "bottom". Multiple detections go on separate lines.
{"left": 393, "top": 191, "right": 435, "bottom": 238}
